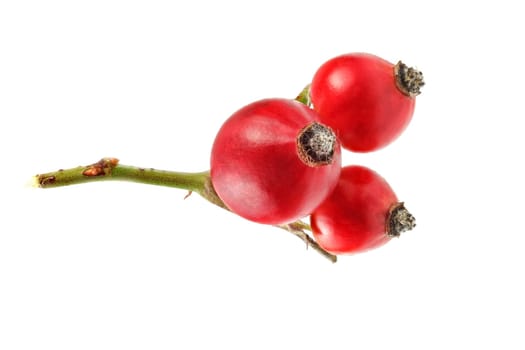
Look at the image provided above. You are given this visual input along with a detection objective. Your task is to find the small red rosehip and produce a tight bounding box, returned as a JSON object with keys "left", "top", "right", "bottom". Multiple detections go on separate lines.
{"left": 310, "top": 52, "right": 424, "bottom": 152}
{"left": 311, "top": 165, "right": 415, "bottom": 254}
{"left": 210, "top": 98, "right": 342, "bottom": 225}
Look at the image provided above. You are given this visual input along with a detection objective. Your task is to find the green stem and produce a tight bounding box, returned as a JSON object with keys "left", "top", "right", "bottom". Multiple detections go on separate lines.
{"left": 34, "top": 157, "right": 336, "bottom": 262}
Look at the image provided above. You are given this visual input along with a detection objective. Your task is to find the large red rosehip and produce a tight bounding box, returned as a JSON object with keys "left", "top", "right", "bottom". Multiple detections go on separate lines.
{"left": 211, "top": 98, "right": 341, "bottom": 225}
{"left": 311, "top": 165, "right": 415, "bottom": 254}
{"left": 310, "top": 52, "right": 424, "bottom": 152}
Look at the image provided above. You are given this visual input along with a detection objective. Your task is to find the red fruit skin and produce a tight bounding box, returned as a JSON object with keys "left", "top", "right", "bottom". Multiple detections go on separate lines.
{"left": 210, "top": 98, "right": 342, "bottom": 225}
{"left": 311, "top": 165, "right": 398, "bottom": 254}
{"left": 310, "top": 52, "right": 415, "bottom": 152}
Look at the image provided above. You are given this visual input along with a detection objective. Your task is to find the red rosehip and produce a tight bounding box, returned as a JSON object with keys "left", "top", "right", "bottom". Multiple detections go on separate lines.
{"left": 310, "top": 52, "right": 424, "bottom": 152}
{"left": 210, "top": 98, "right": 342, "bottom": 225}
{"left": 311, "top": 165, "right": 415, "bottom": 254}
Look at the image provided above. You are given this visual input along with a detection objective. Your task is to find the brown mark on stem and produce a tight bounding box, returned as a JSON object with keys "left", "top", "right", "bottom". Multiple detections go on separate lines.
{"left": 82, "top": 157, "right": 119, "bottom": 177}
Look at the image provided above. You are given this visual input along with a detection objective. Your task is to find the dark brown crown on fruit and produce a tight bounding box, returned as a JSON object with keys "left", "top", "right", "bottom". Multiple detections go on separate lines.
{"left": 394, "top": 61, "right": 425, "bottom": 98}
{"left": 387, "top": 202, "right": 416, "bottom": 237}
{"left": 297, "top": 122, "right": 336, "bottom": 167}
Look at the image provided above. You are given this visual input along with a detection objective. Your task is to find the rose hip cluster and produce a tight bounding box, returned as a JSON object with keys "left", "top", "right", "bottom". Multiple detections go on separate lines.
{"left": 210, "top": 52, "right": 424, "bottom": 255}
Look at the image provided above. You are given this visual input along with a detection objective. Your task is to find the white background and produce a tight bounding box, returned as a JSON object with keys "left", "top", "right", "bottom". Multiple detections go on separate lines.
{"left": 1, "top": 1, "right": 524, "bottom": 349}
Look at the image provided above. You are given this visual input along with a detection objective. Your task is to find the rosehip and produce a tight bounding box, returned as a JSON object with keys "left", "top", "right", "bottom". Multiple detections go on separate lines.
{"left": 310, "top": 52, "right": 424, "bottom": 152}
{"left": 311, "top": 165, "right": 415, "bottom": 254}
{"left": 210, "top": 98, "right": 341, "bottom": 225}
